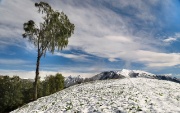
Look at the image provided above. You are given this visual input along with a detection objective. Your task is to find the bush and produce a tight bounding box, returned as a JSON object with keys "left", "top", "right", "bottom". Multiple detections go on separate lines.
{"left": 0, "top": 76, "right": 23, "bottom": 113}
{"left": 43, "top": 73, "right": 64, "bottom": 96}
{"left": 0, "top": 73, "right": 65, "bottom": 113}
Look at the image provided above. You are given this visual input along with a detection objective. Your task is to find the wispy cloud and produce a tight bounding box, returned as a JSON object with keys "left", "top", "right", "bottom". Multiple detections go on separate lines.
{"left": 54, "top": 52, "right": 90, "bottom": 62}
{"left": 0, "top": 59, "right": 29, "bottom": 65}
{"left": 163, "top": 37, "right": 177, "bottom": 43}
{"left": 0, "top": 69, "right": 95, "bottom": 79}
{"left": 135, "top": 50, "right": 180, "bottom": 67}
{"left": 0, "top": 0, "right": 180, "bottom": 75}
{"left": 62, "top": 0, "right": 180, "bottom": 68}
{"left": 0, "top": 0, "right": 42, "bottom": 51}
{"left": 163, "top": 33, "right": 180, "bottom": 43}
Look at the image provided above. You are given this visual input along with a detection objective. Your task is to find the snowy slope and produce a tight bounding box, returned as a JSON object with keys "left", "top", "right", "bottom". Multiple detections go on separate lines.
{"left": 12, "top": 78, "right": 180, "bottom": 113}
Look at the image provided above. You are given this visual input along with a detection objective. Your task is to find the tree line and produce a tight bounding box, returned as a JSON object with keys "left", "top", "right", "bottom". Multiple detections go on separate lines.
{"left": 0, "top": 73, "right": 64, "bottom": 113}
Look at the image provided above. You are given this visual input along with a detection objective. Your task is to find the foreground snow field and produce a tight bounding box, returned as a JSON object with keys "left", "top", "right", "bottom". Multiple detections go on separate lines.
{"left": 12, "top": 78, "right": 180, "bottom": 113}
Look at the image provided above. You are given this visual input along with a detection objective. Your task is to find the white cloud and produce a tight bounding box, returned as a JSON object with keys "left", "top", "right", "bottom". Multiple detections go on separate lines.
{"left": 0, "top": 0, "right": 42, "bottom": 28}
{"left": 135, "top": 50, "right": 180, "bottom": 67}
{"left": 175, "top": 33, "right": 180, "bottom": 38}
{"left": 0, "top": 59, "right": 29, "bottom": 65}
{"left": 0, "top": 0, "right": 42, "bottom": 51}
{"left": 163, "top": 32, "right": 180, "bottom": 43}
{"left": 163, "top": 37, "right": 177, "bottom": 42}
{"left": 56, "top": 0, "right": 180, "bottom": 68}
{"left": 108, "top": 58, "right": 118, "bottom": 62}
{"left": 54, "top": 52, "right": 90, "bottom": 61}
{"left": 0, "top": 0, "right": 180, "bottom": 72}
{"left": 0, "top": 70, "right": 95, "bottom": 79}
{"left": 106, "top": 36, "right": 132, "bottom": 43}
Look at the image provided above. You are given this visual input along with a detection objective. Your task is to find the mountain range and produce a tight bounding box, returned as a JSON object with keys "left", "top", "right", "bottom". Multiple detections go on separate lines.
{"left": 64, "top": 69, "right": 180, "bottom": 88}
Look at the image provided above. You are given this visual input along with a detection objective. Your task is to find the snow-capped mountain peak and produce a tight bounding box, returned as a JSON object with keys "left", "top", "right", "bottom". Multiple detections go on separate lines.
{"left": 64, "top": 69, "right": 179, "bottom": 89}
{"left": 116, "top": 69, "right": 134, "bottom": 77}
{"left": 115, "top": 69, "right": 155, "bottom": 78}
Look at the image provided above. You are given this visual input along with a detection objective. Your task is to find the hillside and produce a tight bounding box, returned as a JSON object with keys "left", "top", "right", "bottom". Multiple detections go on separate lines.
{"left": 12, "top": 78, "right": 180, "bottom": 113}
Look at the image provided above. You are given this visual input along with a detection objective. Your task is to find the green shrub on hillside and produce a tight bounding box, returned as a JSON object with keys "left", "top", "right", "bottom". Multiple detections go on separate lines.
{"left": 0, "top": 73, "right": 64, "bottom": 113}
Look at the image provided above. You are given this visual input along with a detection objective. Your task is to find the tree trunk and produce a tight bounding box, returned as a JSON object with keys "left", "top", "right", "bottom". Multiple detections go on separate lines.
{"left": 34, "top": 50, "right": 41, "bottom": 100}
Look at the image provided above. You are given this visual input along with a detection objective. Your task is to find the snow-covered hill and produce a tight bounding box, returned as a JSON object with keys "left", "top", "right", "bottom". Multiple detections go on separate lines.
{"left": 12, "top": 78, "right": 180, "bottom": 113}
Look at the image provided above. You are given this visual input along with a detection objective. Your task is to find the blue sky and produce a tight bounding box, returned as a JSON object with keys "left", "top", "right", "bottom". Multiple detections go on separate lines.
{"left": 0, "top": 0, "right": 180, "bottom": 78}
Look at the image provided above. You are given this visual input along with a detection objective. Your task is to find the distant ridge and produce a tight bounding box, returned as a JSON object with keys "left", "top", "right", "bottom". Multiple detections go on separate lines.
{"left": 64, "top": 69, "right": 180, "bottom": 88}
{"left": 91, "top": 69, "right": 180, "bottom": 83}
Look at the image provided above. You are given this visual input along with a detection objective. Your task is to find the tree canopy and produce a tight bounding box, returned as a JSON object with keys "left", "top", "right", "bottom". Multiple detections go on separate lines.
{"left": 22, "top": 1, "right": 74, "bottom": 100}
{"left": 23, "top": 2, "right": 75, "bottom": 56}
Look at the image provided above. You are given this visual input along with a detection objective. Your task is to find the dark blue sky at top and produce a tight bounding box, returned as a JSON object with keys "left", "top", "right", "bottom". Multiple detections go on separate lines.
{"left": 0, "top": 0, "right": 180, "bottom": 78}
